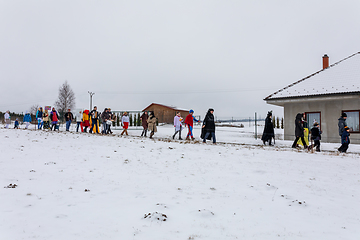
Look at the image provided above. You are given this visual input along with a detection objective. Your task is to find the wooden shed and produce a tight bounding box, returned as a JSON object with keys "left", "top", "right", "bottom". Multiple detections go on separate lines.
{"left": 142, "top": 103, "right": 189, "bottom": 124}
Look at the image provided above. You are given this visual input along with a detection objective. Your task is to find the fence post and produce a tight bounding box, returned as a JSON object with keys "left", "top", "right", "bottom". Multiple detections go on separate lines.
{"left": 255, "top": 112, "right": 257, "bottom": 139}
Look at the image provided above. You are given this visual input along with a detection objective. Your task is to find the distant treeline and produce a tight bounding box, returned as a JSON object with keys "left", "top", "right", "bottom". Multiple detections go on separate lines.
{"left": 0, "top": 111, "right": 37, "bottom": 124}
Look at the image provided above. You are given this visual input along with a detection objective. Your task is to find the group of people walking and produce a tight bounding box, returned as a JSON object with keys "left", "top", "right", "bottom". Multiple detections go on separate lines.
{"left": 261, "top": 111, "right": 351, "bottom": 153}
{"left": 171, "top": 108, "right": 216, "bottom": 144}
{"left": 3, "top": 107, "right": 352, "bottom": 151}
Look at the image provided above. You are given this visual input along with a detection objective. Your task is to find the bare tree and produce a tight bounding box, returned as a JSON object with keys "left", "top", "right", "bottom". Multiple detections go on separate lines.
{"left": 54, "top": 81, "right": 76, "bottom": 118}
{"left": 29, "top": 104, "right": 40, "bottom": 116}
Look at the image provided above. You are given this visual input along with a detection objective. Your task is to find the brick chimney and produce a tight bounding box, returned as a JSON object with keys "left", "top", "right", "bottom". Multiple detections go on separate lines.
{"left": 322, "top": 54, "right": 329, "bottom": 69}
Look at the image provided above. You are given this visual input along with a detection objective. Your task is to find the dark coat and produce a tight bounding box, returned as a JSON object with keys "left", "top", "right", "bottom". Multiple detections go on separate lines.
{"left": 64, "top": 112, "right": 74, "bottom": 121}
{"left": 341, "top": 130, "right": 350, "bottom": 144}
{"left": 338, "top": 117, "right": 347, "bottom": 136}
{"left": 140, "top": 113, "right": 148, "bottom": 128}
{"left": 90, "top": 110, "right": 99, "bottom": 120}
{"left": 310, "top": 127, "right": 322, "bottom": 141}
{"left": 261, "top": 116, "right": 274, "bottom": 141}
{"left": 203, "top": 111, "right": 215, "bottom": 132}
{"left": 101, "top": 111, "right": 110, "bottom": 122}
{"left": 295, "top": 113, "right": 304, "bottom": 137}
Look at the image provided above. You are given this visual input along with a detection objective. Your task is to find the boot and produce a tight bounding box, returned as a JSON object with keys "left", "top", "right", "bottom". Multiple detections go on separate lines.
{"left": 150, "top": 132, "right": 154, "bottom": 139}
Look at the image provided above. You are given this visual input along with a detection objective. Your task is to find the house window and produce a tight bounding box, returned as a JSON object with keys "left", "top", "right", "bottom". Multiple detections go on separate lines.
{"left": 343, "top": 111, "right": 360, "bottom": 132}
{"left": 305, "top": 112, "right": 321, "bottom": 129}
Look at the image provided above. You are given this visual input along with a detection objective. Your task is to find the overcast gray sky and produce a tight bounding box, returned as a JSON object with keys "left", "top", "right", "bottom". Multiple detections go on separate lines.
{"left": 1, "top": 0, "right": 359, "bottom": 119}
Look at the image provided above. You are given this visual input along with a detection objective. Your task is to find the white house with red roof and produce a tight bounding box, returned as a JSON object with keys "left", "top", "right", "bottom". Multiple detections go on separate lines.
{"left": 265, "top": 53, "right": 360, "bottom": 143}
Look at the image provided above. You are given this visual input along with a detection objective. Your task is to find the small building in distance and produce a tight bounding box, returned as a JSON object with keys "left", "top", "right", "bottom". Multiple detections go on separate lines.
{"left": 264, "top": 53, "right": 360, "bottom": 143}
{"left": 142, "top": 103, "right": 189, "bottom": 124}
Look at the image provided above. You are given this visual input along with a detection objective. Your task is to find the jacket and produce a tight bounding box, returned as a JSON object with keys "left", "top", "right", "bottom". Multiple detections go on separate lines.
{"left": 23, "top": 113, "right": 32, "bottom": 123}
{"left": 184, "top": 114, "right": 199, "bottom": 127}
{"left": 101, "top": 111, "right": 111, "bottom": 122}
{"left": 4, "top": 112, "right": 10, "bottom": 124}
{"left": 64, "top": 112, "right": 74, "bottom": 121}
{"left": 90, "top": 110, "right": 99, "bottom": 120}
{"left": 174, "top": 115, "right": 183, "bottom": 131}
{"left": 203, "top": 111, "right": 215, "bottom": 132}
{"left": 36, "top": 110, "right": 43, "bottom": 119}
{"left": 121, "top": 115, "right": 129, "bottom": 124}
{"left": 338, "top": 117, "right": 347, "bottom": 136}
{"left": 50, "top": 111, "right": 59, "bottom": 123}
{"left": 43, "top": 111, "right": 49, "bottom": 121}
{"left": 75, "top": 111, "right": 83, "bottom": 122}
{"left": 140, "top": 113, "right": 148, "bottom": 128}
{"left": 294, "top": 113, "right": 304, "bottom": 137}
{"left": 147, "top": 115, "right": 157, "bottom": 132}
{"left": 310, "top": 126, "right": 322, "bottom": 141}
{"left": 341, "top": 130, "right": 350, "bottom": 144}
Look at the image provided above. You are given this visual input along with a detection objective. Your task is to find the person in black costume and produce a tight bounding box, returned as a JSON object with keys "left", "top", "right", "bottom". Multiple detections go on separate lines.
{"left": 291, "top": 113, "right": 308, "bottom": 149}
{"left": 261, "top": 111, "right": 275, "bottom": 145}
{"left": 202, "top": 108, "right": 216, "bottom": 144}
{"left": 309, "top": 122, "right": 322, "bottom": 152}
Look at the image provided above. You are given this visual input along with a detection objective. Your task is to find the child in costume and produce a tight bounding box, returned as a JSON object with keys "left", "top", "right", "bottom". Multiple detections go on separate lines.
{"left": 82, "top": 110, "right": 90, "bottom": 132}
{"left": 14, "top": 119, "right": 19, "bottom": 129}
{"left": 184, "top": 109, "right": 200, "bottom": 140}
{"left": 309, "top": 122, "right": 322, "bottom": 152}
{"left": 173, "top": 112, "right": 184, "bottom": 140}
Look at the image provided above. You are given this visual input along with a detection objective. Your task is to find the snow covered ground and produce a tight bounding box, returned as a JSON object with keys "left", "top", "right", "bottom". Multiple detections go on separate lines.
{"left": 1, "top": 124, "right": 360, "bottom": 240}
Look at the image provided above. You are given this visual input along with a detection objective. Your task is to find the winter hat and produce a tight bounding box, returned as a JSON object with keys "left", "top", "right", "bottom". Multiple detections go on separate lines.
{"left": 344, "top": 126, "right": 349, "bottom": 130}
{"left": 313, "top": 122, "right": 319, "bottom": 126}
{"left": 341, "top": 112, "right": 347, "bottom": 118}
{"left": 267, "top": 111, "right": 272, "bottom": 117}
{"left": 189, "top": 109, "right": 194, "bottom": 114}
{"left": 209, "top": 108, "right": 214, "bottom": 112}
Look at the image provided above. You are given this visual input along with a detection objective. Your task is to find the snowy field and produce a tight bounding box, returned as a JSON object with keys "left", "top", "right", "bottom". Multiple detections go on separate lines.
{"left": 1, "top": 124, "right": 360, "bottom": 240}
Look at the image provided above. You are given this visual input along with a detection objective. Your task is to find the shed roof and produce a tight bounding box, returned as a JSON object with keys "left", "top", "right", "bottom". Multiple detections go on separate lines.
{"left": 142, "top": 103, "right": 188, "bottom": 112}
{"left": 265, "top": 52, "right": 360, "bottom": 101}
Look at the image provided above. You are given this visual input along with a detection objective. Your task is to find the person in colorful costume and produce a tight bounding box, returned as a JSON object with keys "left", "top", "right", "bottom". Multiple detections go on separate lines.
{"left": 184, "top": 109, "right": 200, "bottom": 140}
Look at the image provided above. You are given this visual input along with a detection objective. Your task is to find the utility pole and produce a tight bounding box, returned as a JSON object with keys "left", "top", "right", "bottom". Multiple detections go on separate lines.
{"left": 88, "top": 91, "right": 95, "bottom": 110}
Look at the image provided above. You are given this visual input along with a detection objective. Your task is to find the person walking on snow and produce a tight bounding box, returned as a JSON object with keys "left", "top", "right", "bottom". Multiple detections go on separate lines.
{"left": 64, "top": 109, "right": 74, "bottom": 131}
{"left": 184, "top": 109, "right": 200, "bottom": 140}
{"left": 147, "top": 111, "right": 157, "bottom": 139}
{"left": 14, "top": 118, "right": 19, "bottom": 129}
{"left": 23, "top": 111, "right": 32, "bottom": 129}
{"left": 338, "top": 126, "right": 350, "bottom": 153}
{"left": 338, "top": 112, "right": 347, "bottom": 139}
{"left": 261, "top": 111, "right": 275, "bottom": 145}
{"left": 43, "top": 109, "right": 50, "bottom": 130}
{"left": 82, "top": 110, "right": 90, "bottom": 132}
{"left": 101, "top": 108, "right": 111, "bottom": 134}
{"left": 36, "top": 107, "right": 44, "bottom": 129}
{"left": 4, "top": 110, "right": 11, "bottom": 129}
{"left": 202, "top": 108, "right": 216, "bottom": 144}
{"left": 107, "top": 108, "right": 116, "bottom": 134}
{"left": 291, "top": 113, "right": 308, "bottom": 149}
{"left": 121, "top": 112, "right": 130, "bottom": 136}
{"left": 173, "top": 112, "right": 184, "bottom": 140}
{"left": 75, "top": 110, "right": 83, "bottom": 132}
{"left": 50, "top": 108, "right": 59, "bottom": 131}
{"left": 309, "top": 122, "right": 322, "bottom": 152}
{"left": 140, "top": 111, "right": 149, "bottom": 137}
{"left": 90, "top": 106, "right": 99, "bottom": 133}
